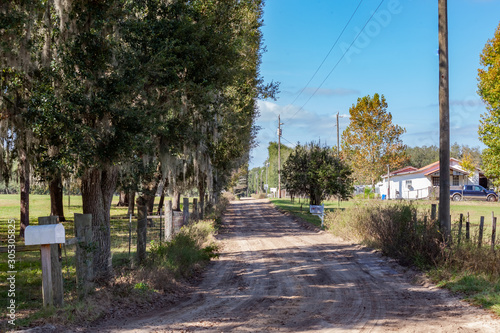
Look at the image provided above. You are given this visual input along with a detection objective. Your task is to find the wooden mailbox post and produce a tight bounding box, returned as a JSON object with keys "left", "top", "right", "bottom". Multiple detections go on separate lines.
{"left": 25, "top": 223, "right": 65, "bottom": 307}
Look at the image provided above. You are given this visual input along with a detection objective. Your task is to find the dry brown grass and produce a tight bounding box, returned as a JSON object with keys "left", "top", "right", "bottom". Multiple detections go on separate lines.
{"left": 326, "top": 201, "right": 445, "bottom": 268}
{"left": 324, "top": 200, "right": 500, "bottom": 315}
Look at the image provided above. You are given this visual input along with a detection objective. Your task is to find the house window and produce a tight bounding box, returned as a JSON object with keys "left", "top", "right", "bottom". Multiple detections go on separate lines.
{"left": 432, "top": 176, "right": 440, "bottom": 186}
{"left": 453, "top": 175, "right": 459, "bottom": 186}
{"left": 405, "top": 180, "right": 412, "bottom": 186}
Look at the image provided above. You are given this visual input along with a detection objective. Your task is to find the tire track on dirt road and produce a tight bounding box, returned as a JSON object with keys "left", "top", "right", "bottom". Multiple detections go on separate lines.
{"left": 97, "top": 198, "right": 500, "bottom": 332}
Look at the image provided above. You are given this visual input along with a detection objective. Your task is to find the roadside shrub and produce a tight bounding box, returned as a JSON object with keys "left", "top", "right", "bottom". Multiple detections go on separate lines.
{"left": 147, "top": 220, "right": 219, "bottom": 278}
{"left": 364, "top": 187, "right": 375, "bottom": 199}
{"left": 223, "top": 192, "right": 236, "bottom": 201}
{"left": 325, "top": 201, "right": 443, "bottom": 268}
{"left": 324, "top": 203, "right": 371, "bottom": 243}
{"left": 216, "top": 194, "right": 230, "bottom": 216}
{"left": 251, "top": 193, "right": 267, "bottom": 199}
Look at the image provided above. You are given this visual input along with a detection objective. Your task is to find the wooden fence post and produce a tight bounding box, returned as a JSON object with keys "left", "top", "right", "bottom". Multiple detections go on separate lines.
{"left": 159, "top": 207, "right": 162, "bottom": 243}
{"left": 413, "top": 210, "right": 417, "bottom": 233}
{"left": 193, "top": 198, "right": 198, "bottom": 221}
{"left": 40, "top": 244, "right": 53, "bottom": 307}
{"left": 423, "top": 216, "right": 428, "bottom": 241}
{"left": 491, "top": 213, "right": 497, "bottom": 252}
{"left": 164, "top": 200, "right": 173, "bottom": 241}
{"left": 431, "top": 204, "right": 437, "bottom": 221}
{"left": 38, "top": 216, "right": 63, "bottom": 307}
{"left": 136, "top": 196, "right": 148, "bottom": 263}
{"left": 457, "top": 213, "right": 463, "bottom": 247}
{"left": 199, "top": 196, "right": 204, "bottom": 220}
{"left": 183, "top": 198, "right": 190, "bottom": 226}
{"left": 74, "top": 213, "right": 93, "bottom": 298}
{"left": 466, "top": 212, "right": 470, "bottom": 241}
{"left": 478, "top": 216, "right": 484, "bottom": 248}
{"left": 128, "top": 214, "right": 132, "bottom": 257}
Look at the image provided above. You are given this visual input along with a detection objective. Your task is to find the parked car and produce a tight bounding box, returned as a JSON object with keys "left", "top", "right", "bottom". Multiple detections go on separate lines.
{"left": 450, "top": 185, "right": 498, "bottom": 202}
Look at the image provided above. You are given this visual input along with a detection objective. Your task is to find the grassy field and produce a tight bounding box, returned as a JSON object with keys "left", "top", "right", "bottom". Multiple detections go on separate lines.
{"left": 0, "top": 194, "right": 174, "bottom": 221}
{"left": 0, "top": 194, "right": 199, "bottom": 328}
{"left": 270, "top": 197, "right": 500, "bottom": 230}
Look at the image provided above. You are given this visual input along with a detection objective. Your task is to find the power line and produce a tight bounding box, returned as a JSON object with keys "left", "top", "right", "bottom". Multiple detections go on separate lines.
{"left": 281, "top": 136, "right": 296, "bottom": 147}
{"left": 285, "top": 0, "right": 386, "bottom": 125}
{"left": 287, "top": 0, "right": 365, "bottom": 108}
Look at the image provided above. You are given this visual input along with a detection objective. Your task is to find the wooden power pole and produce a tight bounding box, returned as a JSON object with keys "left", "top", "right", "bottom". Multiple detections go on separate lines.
{"left": 438, "top": 0, "right": 451, "bottom": 242}
{"left": 336, "top": 112, "right": 340, "bottom": 156}
{"left": 278, "top": 115, "right": 284, "bottom": 198}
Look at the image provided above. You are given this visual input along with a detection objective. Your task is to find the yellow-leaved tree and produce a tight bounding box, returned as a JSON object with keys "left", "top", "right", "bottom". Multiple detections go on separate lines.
{"left": 459, "top": 152, "right": 477, "bottom": 176}
{"left": 478, "top": 22, "right": 500, "bottom": 188}
{"left": 341, "top": 93, "right": 407, "bottom": 187}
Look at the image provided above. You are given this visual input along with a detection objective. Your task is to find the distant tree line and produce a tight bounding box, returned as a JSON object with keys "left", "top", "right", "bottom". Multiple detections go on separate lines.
{"left": 246, "top": 142, "right": 293, "bottom": 195}
{"left": 405, "top": 143, "right": 482, "bottom": 169}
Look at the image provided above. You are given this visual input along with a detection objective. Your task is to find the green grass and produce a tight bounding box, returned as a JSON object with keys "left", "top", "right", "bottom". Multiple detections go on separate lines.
{"left": 431, "top": 270, "right": 500, "bottom": 314}
{"left": 270, "top": 198, "right": 355, "bottom": 228}
{"left": 0, "top": 194, "right": 85, "bottom": 223}
{"left": 0, "top": 193, "right": 203, "bottom": 329}
{"left": 270, "top": 197, "right": 500, "bottom": 230}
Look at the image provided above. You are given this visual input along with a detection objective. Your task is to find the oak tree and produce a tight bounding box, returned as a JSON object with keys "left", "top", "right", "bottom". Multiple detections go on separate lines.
{"left": 282, "top": 142, "right": 353, "bottom": 205}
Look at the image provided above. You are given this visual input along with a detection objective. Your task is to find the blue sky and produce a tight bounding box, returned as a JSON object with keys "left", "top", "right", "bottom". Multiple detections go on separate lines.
{"left": 249, "top": 0, "right": 500, "bottom": 169}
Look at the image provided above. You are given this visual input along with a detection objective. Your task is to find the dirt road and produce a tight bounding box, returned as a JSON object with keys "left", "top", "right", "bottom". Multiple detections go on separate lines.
{"left": 99, "top": 198, "right": 500, "bottom": 332}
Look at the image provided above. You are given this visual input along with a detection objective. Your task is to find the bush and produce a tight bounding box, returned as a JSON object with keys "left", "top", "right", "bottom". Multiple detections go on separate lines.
{"left": 223, "top": 192, "right": 236, "bottom": 201}
{"left": 325, "top": 201, "right": 443, "bottom": 268}
{"left": 147, "top": 220, "right": 219, "bottom": 278}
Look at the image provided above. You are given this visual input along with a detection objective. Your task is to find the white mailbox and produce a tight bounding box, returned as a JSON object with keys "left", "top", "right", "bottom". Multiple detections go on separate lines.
{"left": 309, "top": 204, "right": 325, "bottom": 228}
{"left": 25, "top": 224, "right": 65, "bottom": 245}
{"left": 309, "top": 205, "right": 324, "bottom": 215}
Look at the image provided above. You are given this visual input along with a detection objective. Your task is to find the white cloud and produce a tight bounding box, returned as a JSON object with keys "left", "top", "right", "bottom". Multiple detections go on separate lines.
{"left": 250, "top": 100, "right": 350, "bottom": 167}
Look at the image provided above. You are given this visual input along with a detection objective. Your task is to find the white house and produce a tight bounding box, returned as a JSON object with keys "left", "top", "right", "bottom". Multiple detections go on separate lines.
{"left": 378, "top": 158, "right": 487, "bottom": 200}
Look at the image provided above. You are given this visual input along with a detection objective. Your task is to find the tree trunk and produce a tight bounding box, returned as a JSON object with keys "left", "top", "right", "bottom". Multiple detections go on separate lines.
{"left": 19, "top": 148, "right": 30, "bottom": 238}
{"left": 49, "top": 174, "right": 66, "bottom": 222}
{"left": 309, "top": 190, "right": 321, "bottom": 206}
{"left": 117, "top": 191, "right": 129, "bottom": 207}
{"left": 157, "top": 187, "right": 166, "bottom": 215}
{"left": 128, "top": 191, "right": 135, "bottom": 216}
{"left": 198, "top": 178, "right": 205, "bottom": 220}
{"left": 146, "top": 171, "right": 161, "bottom": 214}
{"left": 81, "top": 166, "right": 118, "bottom": 282}
{"left": 147, "top": 194, "right": 155, "bottom": 215}
{"left": 172, "top": 188, "right": 181, "bottom": 211}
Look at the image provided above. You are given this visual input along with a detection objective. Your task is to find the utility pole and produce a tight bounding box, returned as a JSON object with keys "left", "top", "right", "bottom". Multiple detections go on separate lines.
{"left": 255, "top": 172, "right": 259, "bottom": 194}
{"left": 387, "top": 164, "right": 390, "bottom": 199}
{"left": 260, "top": 168, "right": 265, "bottom": 194}
{"left": 438, "top": 0, "right": 451, "bottom": 242}
{"left": 266, "top": 161, "right": 269, "bottom": 195}
{"left": 336, "top": 112, "right": 340, "bottom": 156}
{"left": 278, "top": 115, "right": 284, "bottom": 198}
